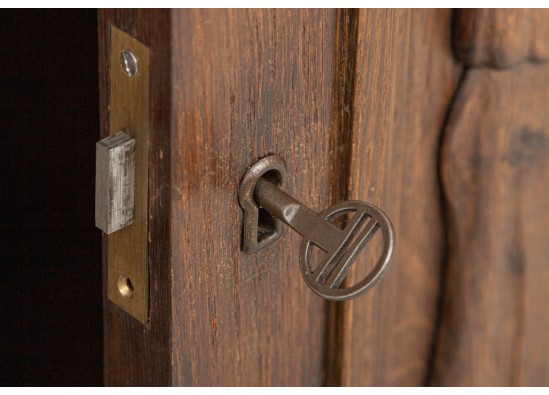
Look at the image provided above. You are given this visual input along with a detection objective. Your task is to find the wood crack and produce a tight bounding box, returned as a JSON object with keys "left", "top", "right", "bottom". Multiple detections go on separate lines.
{"left": 323, "top": 8, "right": 359, "bottom": 387}
{"left": 423, "top": 66, "right": 469, "bottom": 386}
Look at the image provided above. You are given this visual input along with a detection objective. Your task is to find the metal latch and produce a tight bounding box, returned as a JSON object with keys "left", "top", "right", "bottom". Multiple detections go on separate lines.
{"left": 95, "top": 27, "right": 150, "bottom": 323}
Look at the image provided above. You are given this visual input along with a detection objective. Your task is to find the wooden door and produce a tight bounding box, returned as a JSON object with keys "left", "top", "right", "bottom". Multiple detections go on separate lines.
{"left": 99, "top": 9, "right": 549, "bottom": 386}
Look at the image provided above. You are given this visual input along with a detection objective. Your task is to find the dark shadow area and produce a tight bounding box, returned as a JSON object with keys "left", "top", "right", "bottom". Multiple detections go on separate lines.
{"left": 0, "top": 10, "right": 103, "bottom": 385}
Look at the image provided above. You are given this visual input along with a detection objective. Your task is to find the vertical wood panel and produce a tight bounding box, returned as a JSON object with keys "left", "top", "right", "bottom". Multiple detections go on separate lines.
{"left": 324, "top": 9, "right": 359, "bottom": 385}
{"left": 432, "top": 63, "right": 549, "bottom": 386}
{"left": 102, "top": 9, "right": 473, "bottom": 386}
{"left": 170, "top": 9, "right": 336, "bottom": 385}
{"left": 336, "top": 9, "right": 462, "bottom": 385}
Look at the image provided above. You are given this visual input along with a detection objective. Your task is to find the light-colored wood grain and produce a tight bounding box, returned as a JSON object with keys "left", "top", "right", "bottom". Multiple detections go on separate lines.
{"left": 107, "top": 26, "right": 150, "bottom": 324}
{"left": 95, "top": 132, "right": 135, "bottom": 234}
{"left": 432, "top": 63, "right": 549, "bottom": 386}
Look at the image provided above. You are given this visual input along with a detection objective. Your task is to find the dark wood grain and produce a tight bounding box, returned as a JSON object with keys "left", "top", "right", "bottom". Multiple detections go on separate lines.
{"left": 98, "top": 9, "right": 172, "bottom": 386}
{"left": 324, "top": 8, "right": 359, "bottom": 386}
{"left": 454, "top": 9, "right": 549, "bottom": 69}
{"left": 102, "top": 9, "right": 470, "bottom": 386}
{"left": 333, "top": 9, "right": 462, "bottom": 385}
{"left": 170, "top": 9, "right": 337, "bottom": 385}
{"left": 432, "top": 62, "right": 549, "bottom": 386}
{"left": 102, "top": 9, "right": 338, "bottom": 385}
{"left": 105, "top": 9, "right": 549, "bottom": 387}
{"left": 0, "top": 10, "right": 102, "bottom": 385}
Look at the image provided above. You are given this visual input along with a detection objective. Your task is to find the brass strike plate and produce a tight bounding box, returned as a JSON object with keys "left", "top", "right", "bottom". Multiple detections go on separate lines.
{"left": 107, "top": 26, "right": 149, "bottom": 323}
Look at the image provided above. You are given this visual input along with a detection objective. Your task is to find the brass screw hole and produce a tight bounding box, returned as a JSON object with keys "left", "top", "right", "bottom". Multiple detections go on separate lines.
{"left": 120, "top": 48, "right": 138, "bottom": 77}
{"left": 118, "top": 275, "right": 135, "bottom": 298}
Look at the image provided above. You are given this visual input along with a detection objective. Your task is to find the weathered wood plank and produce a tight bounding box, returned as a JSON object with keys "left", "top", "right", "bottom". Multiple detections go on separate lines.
{"left": 333, "top": 9, "right": 462, "bottom": 385}
{"left": 323, "top": 9, "right": 359, "bottom": 385}
{"left": 432, "top": 63, "right": 549, "bottom": 386}
{"left": 169, "top": 9, "right": 337, "bottom": 385}
{"left": 454, "top": 9, "right": 549, "bottom": 69}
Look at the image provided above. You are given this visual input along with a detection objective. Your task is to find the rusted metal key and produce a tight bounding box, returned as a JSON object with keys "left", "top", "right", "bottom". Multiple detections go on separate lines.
{"left": 239, "top": 155, "right": 395, "bottom": 301}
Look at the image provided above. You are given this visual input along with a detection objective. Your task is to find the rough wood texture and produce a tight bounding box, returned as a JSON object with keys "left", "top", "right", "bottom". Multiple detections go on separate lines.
{"left": 102, "top": 9, "right": 469, "bottom": 386}
{"left": 95, "top": 132, "right": 135, "bottom": 234}
{"left": 99, "top": 9, "right": 172, "bottom": 386}
{"left": 170, "top": 9, "right": 337, "bottom": 385}
{"left": 432, "top": 63, "right": 549, "bottom": 386}
{"left": 323, "top": 10, "right": 359, "bottom": 385}
{"left": 454, "top": 9, "right": 549, "bottom": 69}
{"left": 332, "top": 9, "right": 462, "bottom": 386}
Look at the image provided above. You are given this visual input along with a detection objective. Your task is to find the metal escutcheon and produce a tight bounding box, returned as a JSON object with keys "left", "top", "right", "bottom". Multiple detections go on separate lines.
{"left": 239, "top": 155, "right": 395, "bottom": 301}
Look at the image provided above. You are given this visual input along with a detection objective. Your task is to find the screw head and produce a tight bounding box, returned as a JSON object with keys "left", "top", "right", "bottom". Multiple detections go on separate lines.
{"left": 120, "top": 48, "right": 138, "bottom": 77}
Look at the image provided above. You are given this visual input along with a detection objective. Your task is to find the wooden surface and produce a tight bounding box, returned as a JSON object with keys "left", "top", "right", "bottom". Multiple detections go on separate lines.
{"left": 5, "top": 8, "right": 549, "bottom": 387}
{"left": 431, "top": 59, "right": 549, "bottom": 387}
{"left": 101, "top": 9, "right": 464, "bottom": 386}
{"left": 167, "top": 9, "right": 462, "bottom": 386}
{"left": 454, "top": 9, "right": 549, "bottom": 69}
{"left": 0, "top": 10, "right": 102, "bottom": 385}
{"left": 99, "top": 9, "right": 173, "bottom": 386}
{"left": 101, "top": 9, "right": 549, "bottom": 386}
{"left": 323, "top": 10, "right": 358, "bottom": 385}
{"left": 170, "top": 9, "right": 336, "bottom": 385}
{"left": 332, "top": 9, "right": 462, "bottom": 386}
{"left": 429, "top": 9, "right": 549, "bottom": 386}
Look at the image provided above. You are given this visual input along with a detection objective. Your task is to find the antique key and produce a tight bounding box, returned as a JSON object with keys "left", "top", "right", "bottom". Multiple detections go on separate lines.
{"left": 239, "top": 155, "right": 395, "bottom": 301}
